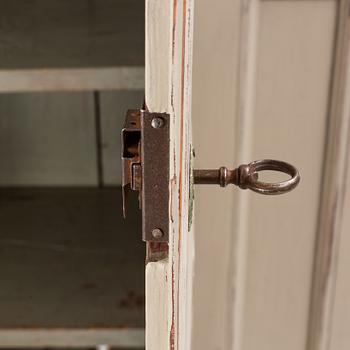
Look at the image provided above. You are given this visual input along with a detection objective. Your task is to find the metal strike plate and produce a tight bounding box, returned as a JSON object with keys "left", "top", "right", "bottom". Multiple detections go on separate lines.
{"left": 122, "top": 109, "right": 170, "bottom": 242}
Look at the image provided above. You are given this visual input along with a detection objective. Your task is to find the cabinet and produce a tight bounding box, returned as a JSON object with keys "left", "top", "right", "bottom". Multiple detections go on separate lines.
{"left": 0, "top": 1, "right": 145, "bottom": 348}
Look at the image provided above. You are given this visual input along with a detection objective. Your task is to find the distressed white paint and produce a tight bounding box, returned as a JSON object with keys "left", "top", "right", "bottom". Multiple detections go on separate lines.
{"left": 145, "top": 260, "right": 169, "bottom": 350}
{"left": 145, "top": 0, "right": 194, "bottom": 349}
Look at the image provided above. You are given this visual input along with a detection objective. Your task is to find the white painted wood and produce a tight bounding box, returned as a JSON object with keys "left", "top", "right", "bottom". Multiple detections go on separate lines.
{"left": 0, "top": 92, "right": 98, "bottom": 186}
{"left": 96, "top": 344, "right": 110, "bottom": 350}
{"left": 239, "top": 3, "right": 337, "bottom": 350}
{"left": 329, "top": 134, "right": 350, "bottom": 350}
{"left": 229, "top": 1, "right": 261, "bottom": 349}
{"left": 100, "top": 90, "right": 144, "bottom": 185}
{"left": 0, "top": 329, "right": 144, "bottom": 348}
{"left": 307, "top": 1, "right": 350, "bottom": 349}
{"left": 145, "top": 260, "right": 169, "bottom": 350}
{"left": 327, "top": 32, "right": 350, "bottom": 348}
{"left": 0, "top": 68, "right": 144, "bottom": 93}
{"left": 191, "top": 1, "right": 338, "bottom": 350}
{"left": 145, "top": 0, "right": 194, "bottom": 349}
{"left": 191, "top": 1, "right": 241, "bottom": 349}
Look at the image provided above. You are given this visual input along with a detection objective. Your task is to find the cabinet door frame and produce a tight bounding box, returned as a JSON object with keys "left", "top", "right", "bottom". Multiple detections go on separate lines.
{"left": 307, "top": 1, "right": 350, "bottom": 349}
{"left": 145, "top": 1, "right": 195, "bottom": 349}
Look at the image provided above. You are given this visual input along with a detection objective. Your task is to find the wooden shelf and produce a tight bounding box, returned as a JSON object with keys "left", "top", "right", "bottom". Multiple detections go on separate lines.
{"left": 0, "top": 0, "right": 145, "bottom": 92}
{"left": 0, "top": 187, "right": 145, "bottom": 347}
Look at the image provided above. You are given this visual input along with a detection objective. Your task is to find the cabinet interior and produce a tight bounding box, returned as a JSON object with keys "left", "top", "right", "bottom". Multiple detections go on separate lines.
{"left": 0, "top": 0, "right": 146, "bottom": 347}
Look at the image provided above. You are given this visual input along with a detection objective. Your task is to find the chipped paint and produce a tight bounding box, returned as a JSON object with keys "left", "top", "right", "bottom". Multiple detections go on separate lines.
{"left": 188, "top": 145, "right": 195, "bottom": 231}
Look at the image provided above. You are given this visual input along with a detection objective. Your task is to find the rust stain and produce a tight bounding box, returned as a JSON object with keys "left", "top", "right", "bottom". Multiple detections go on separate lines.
{"left": 170, "top": 0, "right": 178, "bottom": 349}
{"left": 119, "top": 290, "right": 145, "bottom": 310}
{"left": 175, "top": 1, "right": 188, "bottom": 348}
{"left": 178, "top": 0, "right": 187, "bottom": 244}
{"left": 146, "top": 242, "right": 169, "bottom": 263}
{"left": 170, "top": 0, "right": 190, "bottom": 348}
{"left": 170, "top": 260, "right": 176, "bottom": 350}
{"left": 170, "top": 175, "right": 177, "bottom": 224}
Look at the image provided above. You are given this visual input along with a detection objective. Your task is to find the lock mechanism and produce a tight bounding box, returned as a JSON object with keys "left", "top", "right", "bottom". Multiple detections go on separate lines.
{"left": 122, "top": 109, "right": 170, "bottom": 243}
{"left": 122, "top": 109, "right": 300, "bottom": 243}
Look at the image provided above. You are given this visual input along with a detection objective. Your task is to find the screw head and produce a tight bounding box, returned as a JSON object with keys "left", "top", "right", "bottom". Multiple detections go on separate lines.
{"left": 151, "top": 228, "right": 164, "bottom": 239}
{"left": 151, "top": 117, "right": 164, "bottom": 129}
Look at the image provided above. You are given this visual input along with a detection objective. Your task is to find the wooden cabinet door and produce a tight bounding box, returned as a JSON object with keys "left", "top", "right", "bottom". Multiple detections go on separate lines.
{"left": 144, "top": 1, "right": 195, "bottom": 350}
{"left": 143, "top": 1, "right": 350, "bottom": 350}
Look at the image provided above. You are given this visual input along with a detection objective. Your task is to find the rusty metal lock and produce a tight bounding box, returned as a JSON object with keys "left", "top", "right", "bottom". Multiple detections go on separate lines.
{"left": 122, "top": 109, "right": 301, "bottom": 243}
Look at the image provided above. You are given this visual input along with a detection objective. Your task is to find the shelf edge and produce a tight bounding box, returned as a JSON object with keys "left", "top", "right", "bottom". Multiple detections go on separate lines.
{"left": 0, "top": 67, "right": 145, "bottom": 93}
{"left": 0, "top": 328, "right": 145, "bottom": 347}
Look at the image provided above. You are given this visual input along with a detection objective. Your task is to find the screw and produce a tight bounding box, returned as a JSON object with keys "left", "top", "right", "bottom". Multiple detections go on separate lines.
{"left": 151, "top": 117, "right": 164, "bottom": 129}
{"left": 151, "top": 228, "right": 164, "bottom": 239}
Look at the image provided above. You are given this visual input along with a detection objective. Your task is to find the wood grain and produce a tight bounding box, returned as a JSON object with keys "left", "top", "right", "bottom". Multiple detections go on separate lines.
{"left": 145, "top": 1, "right": 172, "bottom": 348}
{"left": 145, "top": 0, "right": 194, "bottom": 349}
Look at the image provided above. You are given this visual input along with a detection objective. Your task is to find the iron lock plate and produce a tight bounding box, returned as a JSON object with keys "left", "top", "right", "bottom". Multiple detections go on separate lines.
{"left": 122, "top": 109, "right": 170, "bottom": 242}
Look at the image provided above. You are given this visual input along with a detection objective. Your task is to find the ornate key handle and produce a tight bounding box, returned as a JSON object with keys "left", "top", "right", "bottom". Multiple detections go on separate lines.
{"left": 194, "top": 159, "right": 300, "bottom": 195}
